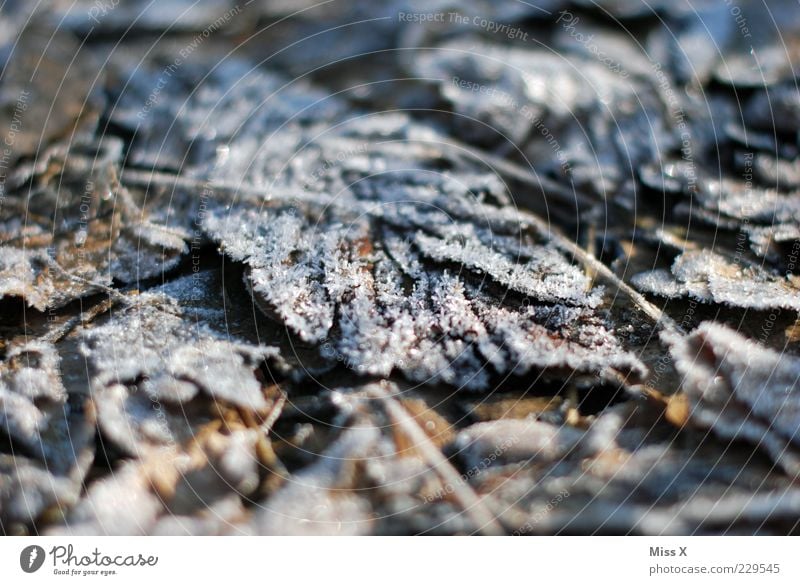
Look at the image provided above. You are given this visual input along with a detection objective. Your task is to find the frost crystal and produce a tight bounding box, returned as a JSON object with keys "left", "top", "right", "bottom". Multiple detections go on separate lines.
{"left": 633, "top": 250, "right": 800, "bottom": 311}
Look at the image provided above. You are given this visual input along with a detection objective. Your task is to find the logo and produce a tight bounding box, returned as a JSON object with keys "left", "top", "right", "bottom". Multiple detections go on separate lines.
{"left": 20, "top": 545, "right": 46, "bottom": 573}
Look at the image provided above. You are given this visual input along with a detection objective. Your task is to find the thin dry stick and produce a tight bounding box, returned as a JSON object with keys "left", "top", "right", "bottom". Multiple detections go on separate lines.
{"left": 120, "top": 169, "right": 269, "bottom": 200}
{"left": 40, "top": 295, "right": 118, "bottom": 344}
{"left": 543, "top": 222, "right": 682, "bottom": 334}
{"left": 260, "top": 390, "right": 287, "bottom": 435}
{"left": 441, "top": 139, "right": 593, "bottom": 208}
{"left": 40, "top": 253, "right": 128, "bottom": 304}
{"left": 366, "top": 382, "right": 505, "bottom": 536}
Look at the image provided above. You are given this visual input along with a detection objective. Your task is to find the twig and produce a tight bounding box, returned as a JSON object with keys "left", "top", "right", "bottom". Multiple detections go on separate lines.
{"left": 545, "top": 224, "right": 682, "bottom": 334}
{"left": 440, "top": 139, "right": 593, "bottom": 210}
{"left": 120, "top": 169, "right": 269, "bottom": 200}
{"left": 40, "top": 295, "right": 118, "bottom": 344}
{"left": 366, "top": 382, "right": 505, "bottom": 536}
{"left": 40, "top": 253, "right": 128, "bottom": 304}
{"left": 260, "top": 390, "right": 287, "bottom": 435}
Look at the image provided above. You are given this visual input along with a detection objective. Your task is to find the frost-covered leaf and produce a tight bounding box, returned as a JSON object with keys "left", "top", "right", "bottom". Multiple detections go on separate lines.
{"left": 0, "top": 453, "right": 93, "bottom": 528}
{"left": 204, "top": 113, "right": 645, "bottom": 390}
{"left": 454, "top": 419, "right": 587, "bottom": 469}
{"left": 633, "top": 250, "right": 800, "bottom": 311}
{"left": 0, "top": 28, "right": 103, "bottom": 163}
{"left": 0, "top": 143, "right": 187, "bottom": 310}
{"left": 254, "top": 424, "right": 380, "bottom": 535}
{"left": 0, "top": 342, "right": 95, "bottom": 527}
{"left": 449, "top": 401, "right": 800, "bottom": 535}
{"left": 0, "top": 342, "right": 94, "bottom": 470}
{"left": 109, "top": 56, "right": 346, "bottom": 178}
{"left": 51, "top": 426, "right": 264, "bottom": 535}
{"left": 668, "top": 322, "right": 800, "bottom": 477}
{"left": 80, "top": 295, "right": 278, "bottom": 456}
{"left": 0, "top": 342, "right": 65, "bottom": 452}
{"left": 48, "top": 455, "right": 169, "bottom": 535}
{"left": 411, "top": 38, "right": 675, "bottom": 199}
